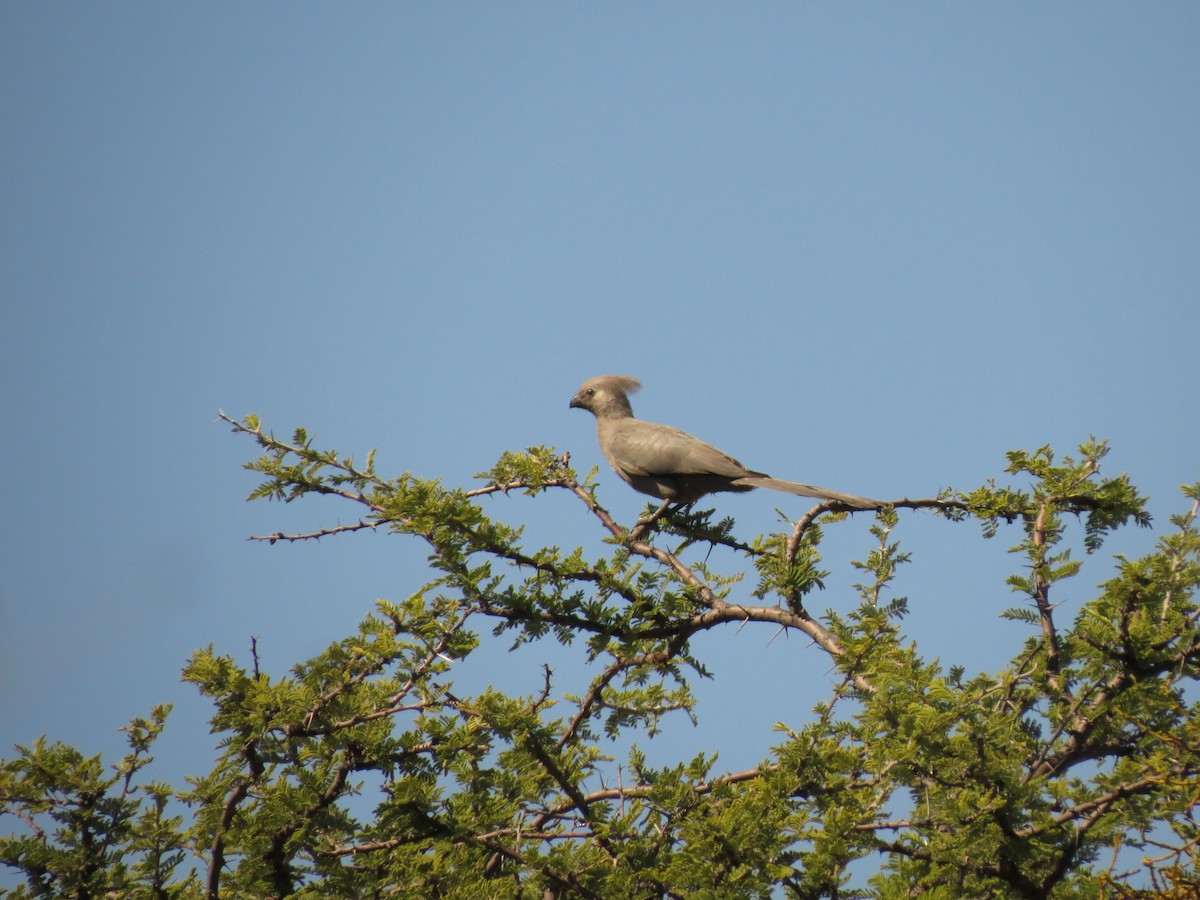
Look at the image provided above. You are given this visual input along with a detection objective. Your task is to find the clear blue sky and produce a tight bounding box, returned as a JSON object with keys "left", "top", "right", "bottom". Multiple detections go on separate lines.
{"left": 2, "top": 3, "right": 1198, "bottom": 878}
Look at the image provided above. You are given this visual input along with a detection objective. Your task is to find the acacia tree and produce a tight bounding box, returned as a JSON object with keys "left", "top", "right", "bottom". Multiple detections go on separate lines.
{"left": 3, "top": 413, "right": 1200, "bottom": 898}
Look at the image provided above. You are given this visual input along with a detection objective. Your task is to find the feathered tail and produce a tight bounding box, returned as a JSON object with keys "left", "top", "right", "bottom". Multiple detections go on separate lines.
{"left": 734, "top": 476, "right": 878, "bottom": 510}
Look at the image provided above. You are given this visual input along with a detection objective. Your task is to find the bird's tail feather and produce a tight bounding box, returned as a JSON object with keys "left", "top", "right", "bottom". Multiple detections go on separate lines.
{"left": 737, "top": 476, "right": 878, "bottom": 510}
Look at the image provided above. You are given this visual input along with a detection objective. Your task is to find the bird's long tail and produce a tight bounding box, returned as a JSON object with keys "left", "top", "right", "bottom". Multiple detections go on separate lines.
{"left": 735, "top": 476, "right": 878, "bottom": 510}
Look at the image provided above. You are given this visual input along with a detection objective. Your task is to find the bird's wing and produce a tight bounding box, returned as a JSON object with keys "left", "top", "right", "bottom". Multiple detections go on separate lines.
{"left": 606, "top": 419, "right": 751, "bottom": 479}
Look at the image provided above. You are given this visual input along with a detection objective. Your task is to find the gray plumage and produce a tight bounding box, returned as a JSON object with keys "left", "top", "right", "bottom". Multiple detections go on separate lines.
{"left": 569, "top": 374, "right": 877, "bottom": 509}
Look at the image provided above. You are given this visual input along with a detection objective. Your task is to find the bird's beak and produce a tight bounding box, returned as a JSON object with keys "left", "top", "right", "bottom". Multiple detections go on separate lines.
{"left": 568, "top": 394, "right": 582, "bottom": 409}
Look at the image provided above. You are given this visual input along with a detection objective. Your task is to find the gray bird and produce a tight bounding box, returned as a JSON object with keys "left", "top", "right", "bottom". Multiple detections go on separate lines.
{"left": 569, "top": 374, "right": 877, "bottom": 510}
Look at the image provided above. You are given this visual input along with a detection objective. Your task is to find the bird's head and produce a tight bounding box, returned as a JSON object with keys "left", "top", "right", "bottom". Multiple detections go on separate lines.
{"left": 569, "top": 374, "right": 641, "bottom": 419}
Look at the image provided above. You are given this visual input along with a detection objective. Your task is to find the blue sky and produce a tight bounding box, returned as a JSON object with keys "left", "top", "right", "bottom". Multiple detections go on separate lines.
{"left": 2, "top": 2, "right": 1198, "bottom": 879}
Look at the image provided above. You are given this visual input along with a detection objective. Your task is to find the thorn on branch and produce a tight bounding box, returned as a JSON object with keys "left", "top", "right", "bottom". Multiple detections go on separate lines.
{"left": 249, "top": 521, "right": 382, "bottom": 543}
{"left": 532, "top": 664, "right": 554, "bottom": 713}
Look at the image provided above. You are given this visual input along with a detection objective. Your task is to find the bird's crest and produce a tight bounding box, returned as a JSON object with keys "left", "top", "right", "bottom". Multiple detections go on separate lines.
{"left": 592, "top": 374, "right": 641, "bottom": 395}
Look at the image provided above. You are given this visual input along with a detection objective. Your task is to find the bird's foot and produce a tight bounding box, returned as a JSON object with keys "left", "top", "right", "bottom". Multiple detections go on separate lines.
{"left": 630, "top": 500, "right": 674, "bottom": 537}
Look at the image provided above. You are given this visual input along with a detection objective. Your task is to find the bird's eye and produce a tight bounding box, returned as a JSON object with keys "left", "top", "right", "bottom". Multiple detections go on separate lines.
{"left": 586, "top": 388, "right": 595, "bottom": 397}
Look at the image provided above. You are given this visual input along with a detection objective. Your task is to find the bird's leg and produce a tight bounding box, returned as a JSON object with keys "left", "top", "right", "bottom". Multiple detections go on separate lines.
{"left": 633, "top": 499, "right": 674, "bottom": 531}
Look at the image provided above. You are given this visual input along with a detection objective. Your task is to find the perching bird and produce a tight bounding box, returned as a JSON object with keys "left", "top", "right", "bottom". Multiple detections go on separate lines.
{"left": 569, "top": 374, "right": 877, "bottom": 509}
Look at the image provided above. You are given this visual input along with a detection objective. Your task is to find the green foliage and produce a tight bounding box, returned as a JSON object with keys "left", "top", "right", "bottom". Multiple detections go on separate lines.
{"left": 0, "top": 705, "right": 192, "bottom": 898}
{"left": 3, "top": 419, "right": 1199, "bottom": 898}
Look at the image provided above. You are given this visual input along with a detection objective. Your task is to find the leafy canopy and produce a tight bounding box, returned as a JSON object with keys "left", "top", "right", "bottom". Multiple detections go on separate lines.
{"left": 3, "top": 418, "right": 1199, "bottom": 898}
